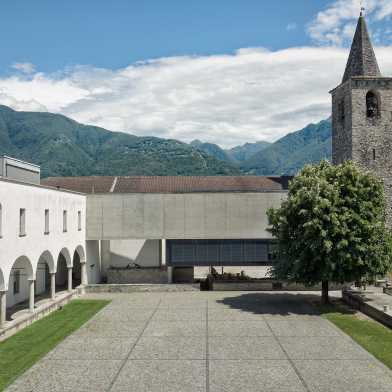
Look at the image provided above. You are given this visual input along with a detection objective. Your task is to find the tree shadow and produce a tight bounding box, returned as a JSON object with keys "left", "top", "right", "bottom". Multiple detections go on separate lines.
{"left": 213, "top": 292, "right": 355, "bottom": 316}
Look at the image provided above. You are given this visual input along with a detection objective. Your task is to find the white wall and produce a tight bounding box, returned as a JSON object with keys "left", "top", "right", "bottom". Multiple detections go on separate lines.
{"left": 87, "top": 192, "right": 286, "bottom": 240}
{"left": 0, "top": 178, "right": 88, "bottom": 307}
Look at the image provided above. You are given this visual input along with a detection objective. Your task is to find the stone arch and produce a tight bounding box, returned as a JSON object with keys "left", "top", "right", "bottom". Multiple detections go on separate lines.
{"left": 56, "top": 248, "right": 71, "bottom": 290}
{"left": 366, "top": 90, "right": 380, "bottom": 119}
{"left": 58, "top": 248, "right": 72, "bottom": 268}
{"left": 72, "top": 245, "right": 85, "bottom": 288}
{"left": 36, "top": 251, "right": 55, "bottom": 296}
{"left": 38, "top": 251, "right": 56, "bottom": 274}
{"left": 7, "top": 256, "right": 34, "bottom": 307}
{"left": 74, "top": 245, "right": 86, "bottom": 263}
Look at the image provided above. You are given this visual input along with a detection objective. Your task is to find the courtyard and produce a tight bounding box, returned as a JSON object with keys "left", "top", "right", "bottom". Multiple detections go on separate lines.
{"left": 4, "top": 291, "right": 392, "bottom": 392}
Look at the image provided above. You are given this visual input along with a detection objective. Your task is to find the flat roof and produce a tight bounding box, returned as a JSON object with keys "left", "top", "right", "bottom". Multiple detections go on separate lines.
{"left": 41, "top": 176, "right": 292, "bottom": 194}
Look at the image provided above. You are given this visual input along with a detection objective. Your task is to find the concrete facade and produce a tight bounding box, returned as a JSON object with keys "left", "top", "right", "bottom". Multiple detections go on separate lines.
{"left": 86, "top": 192, "right": 285, "bottom": 240}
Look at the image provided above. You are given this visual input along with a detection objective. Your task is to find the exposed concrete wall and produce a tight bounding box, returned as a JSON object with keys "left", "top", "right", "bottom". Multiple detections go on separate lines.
{"left": 86, "top": 240, "right": 101, "bottom": 284}
{"left": 86, "top": 192, "right": 286, "bottom": 240}
{"left": 109, "top": 239, "right": 160, "bottom": 268}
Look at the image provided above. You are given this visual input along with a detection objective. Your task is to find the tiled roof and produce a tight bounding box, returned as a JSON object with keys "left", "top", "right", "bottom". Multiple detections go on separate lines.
{"left": 41, "top": 176, "right": 290, "bottom": 194}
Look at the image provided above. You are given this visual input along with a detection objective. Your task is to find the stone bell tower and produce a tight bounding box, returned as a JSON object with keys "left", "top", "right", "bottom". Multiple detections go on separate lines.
{"left": 331, "top": 11, "right": 392, "bottom": 224}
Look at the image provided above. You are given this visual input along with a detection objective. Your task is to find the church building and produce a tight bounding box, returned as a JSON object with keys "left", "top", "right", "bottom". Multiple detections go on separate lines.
{"left": 331, "top": 11, "right": 392, "bottom": 224}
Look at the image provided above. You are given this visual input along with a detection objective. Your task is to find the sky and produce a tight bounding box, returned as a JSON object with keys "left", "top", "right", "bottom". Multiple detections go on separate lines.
{"left": 1, "top": 0, "right": 392, "bottom": 148}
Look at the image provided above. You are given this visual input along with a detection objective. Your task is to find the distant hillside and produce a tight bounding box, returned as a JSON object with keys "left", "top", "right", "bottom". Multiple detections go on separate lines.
{"left": 190, "top": 140, "right": 232, "bottom": 162}
{"left": 240, "top": 119, "right": 332, "bottom": 175}
{"left": 0, "top": 105, "right": 241, "bottom": 178}
{"left": 190, "top": 139, "right": 271, "bottom": 163}
{"left": 227, "top": 141, "right": 271, "bottom": 162}
{"left": 0, "top": 104, "right": 332, "bottom": 178}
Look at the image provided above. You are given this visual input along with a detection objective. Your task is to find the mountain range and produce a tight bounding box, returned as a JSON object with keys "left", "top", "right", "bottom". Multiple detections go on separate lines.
{"left": 0, "top": 104, "right": 332, "bottom": 178}
{"left": 191, "top": 119, "right": 332, "bottom": 175}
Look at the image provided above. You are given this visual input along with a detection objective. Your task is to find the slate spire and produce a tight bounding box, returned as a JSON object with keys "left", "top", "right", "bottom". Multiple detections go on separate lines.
{"left": 342, "top": 14, "right": 381, "bottom": 83}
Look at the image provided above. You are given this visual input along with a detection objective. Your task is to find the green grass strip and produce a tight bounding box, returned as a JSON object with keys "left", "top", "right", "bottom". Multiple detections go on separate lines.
{"left": 318, "top": 302, "right": 392, "bottom": 370}
{"left": 0, "top": 299, "right": 110, "bottom": 391}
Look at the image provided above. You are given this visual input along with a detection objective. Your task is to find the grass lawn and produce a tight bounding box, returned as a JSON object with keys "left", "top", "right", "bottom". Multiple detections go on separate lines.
{"left": 0, "top": 299, "right": 109, "bottom": 391}
{"left": 318, "top": 301, "right": 392, "bottom": 370}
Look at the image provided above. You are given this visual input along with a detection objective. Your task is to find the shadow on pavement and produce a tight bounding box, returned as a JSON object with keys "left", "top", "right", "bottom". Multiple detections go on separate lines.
{"left": 214, "top": 292, "right": 354, "bottom": 316}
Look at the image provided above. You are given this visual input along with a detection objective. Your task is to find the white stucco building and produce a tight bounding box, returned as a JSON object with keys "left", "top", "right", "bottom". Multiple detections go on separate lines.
{"left": 0, "top": 157, "right": 90, "bottom": 328}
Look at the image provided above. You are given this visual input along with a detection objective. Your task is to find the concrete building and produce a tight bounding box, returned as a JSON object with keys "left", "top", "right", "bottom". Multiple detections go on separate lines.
{"left": 331, "top": 12, "right": 392, "bottom": 224}
{"left": 42, "top": 176, "right": 289, "bottom": 284}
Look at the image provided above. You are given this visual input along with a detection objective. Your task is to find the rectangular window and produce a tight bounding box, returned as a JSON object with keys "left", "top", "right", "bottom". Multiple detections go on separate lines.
{"left": 19, "top": 208, "right": 26, "bottom": 236}
{"left": 63, "top": 210, "right": 67, "bottom": 232}
{"left": 13, "top": 270, "right": 20, "bottom": 294}
{"left": 78, "top": 211, "right": 82, "bottom": 231}
{"left": 373, "top": 149, "right": 376, "bottom": 161}
{"left": 44, "top": 209, "right": 49, "bottom": 234}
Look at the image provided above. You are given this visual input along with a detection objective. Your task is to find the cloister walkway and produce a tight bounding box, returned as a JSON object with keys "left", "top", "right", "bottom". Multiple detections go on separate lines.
{"left": 5, "top": 291, "right": 392, "bottom": 392}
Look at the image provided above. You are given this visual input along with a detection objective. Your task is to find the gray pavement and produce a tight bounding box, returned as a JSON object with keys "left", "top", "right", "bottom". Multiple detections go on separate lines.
{"left": 5, "top": 291, "right": 392, "bottom": 392}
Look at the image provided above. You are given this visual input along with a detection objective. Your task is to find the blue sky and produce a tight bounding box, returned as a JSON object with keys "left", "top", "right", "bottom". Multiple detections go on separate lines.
{"left": 0, "top": 0, "right": 323, "bottom": 74}
{"left": 1, "top": 0, "right": 392, "bottom": 147}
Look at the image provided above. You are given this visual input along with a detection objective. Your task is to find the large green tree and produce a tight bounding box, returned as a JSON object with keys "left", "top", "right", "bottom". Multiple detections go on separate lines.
{"left": 268, "top": 160, "right": 392, "bottom": 303}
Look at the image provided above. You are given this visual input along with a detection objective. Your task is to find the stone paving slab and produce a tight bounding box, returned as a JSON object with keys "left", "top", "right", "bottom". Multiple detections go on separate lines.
{"left": 72, "top": 319, "right": 146, "bottom": 337}
{"left": 5, "top": 359, "right": 122, "bottom": 392}
{"left": 267, "top": 319, "right": 342, "bottom": 337}
{"left": 130, "top": 336, "right": 206, "bottom": 360}
{"left": 46, "top": 337, "right": 138, "bottom": 360}
{"left": 144, "top": 320, "right": 206, "bottom": 337}
{"left": 110, "top": 360, "right": 206, "bottom": 392}
{"left": 5, "top": 291, "right": 392, "bottom": 392}
{"left": 209, "top": 337, "right": 286, "bottom": 360}
{"left": 278, "top": 336, "right": 373, "bottom": 360}
{"left": 209, "top": 360, "right": 307, "bottom": 392}
{"left": 208, "top": 320, "right": 272, "bottom": 336}
{"left": 294, "top": 359, "right": 392, "bottom": 392}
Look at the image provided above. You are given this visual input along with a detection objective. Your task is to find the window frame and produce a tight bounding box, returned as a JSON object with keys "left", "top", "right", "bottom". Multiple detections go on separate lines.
{"left": 63, "top": 210, "right": 68, "bottom": 233}
{"left": 19, "top": 208, "right": 26, "bottom": 237}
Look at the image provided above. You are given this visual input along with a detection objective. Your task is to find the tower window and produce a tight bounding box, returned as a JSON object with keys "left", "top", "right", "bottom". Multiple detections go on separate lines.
{"left": 366, "top": 91, "right": 379, "bottom": 118}
{"left": 338, "top": 100, "right": 345, "bottom": 122}
{"left": 373, "top": 149, "right": 376, "bottom": 161}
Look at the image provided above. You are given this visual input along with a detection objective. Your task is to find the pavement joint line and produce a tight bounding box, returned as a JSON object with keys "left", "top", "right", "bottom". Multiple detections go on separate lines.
{"left": 206, "top": 299, "right": 209, "bottom": 392}
{"left": 263, "top": 315, "right": 312, "bottom": 392}
{"left": 105, "top": 299, "right": 162, "bottom": 392}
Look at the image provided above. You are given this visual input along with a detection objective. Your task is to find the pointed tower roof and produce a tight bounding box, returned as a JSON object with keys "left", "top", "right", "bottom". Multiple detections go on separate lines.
{"left": 342, "top": 14, "right": 381, "bottom": 83}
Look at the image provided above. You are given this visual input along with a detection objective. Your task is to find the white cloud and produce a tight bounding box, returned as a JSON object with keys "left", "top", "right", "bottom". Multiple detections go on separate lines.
{"left": 12, "top": 62, "right": 36, "bottom": 74}
{"left": 308, "top": 0, "right": 392, "bottom": 45}
{"left": 1, "top": 46, "right": 392, "bottom": 148}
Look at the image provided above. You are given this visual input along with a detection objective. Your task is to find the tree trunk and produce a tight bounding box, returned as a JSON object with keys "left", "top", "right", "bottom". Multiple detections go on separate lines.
{"left": 321, "top": 280, "right": 329, "bottom": 304}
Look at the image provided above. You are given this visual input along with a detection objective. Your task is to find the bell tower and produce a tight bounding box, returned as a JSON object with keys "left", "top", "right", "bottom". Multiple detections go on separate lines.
{"left": 331, "top": 12, "right": 392, "bottom": 223}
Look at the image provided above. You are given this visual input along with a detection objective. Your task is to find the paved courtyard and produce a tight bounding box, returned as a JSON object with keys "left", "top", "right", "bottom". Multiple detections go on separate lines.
{"left": 6, "top": 291, "right": 392, "bottom": 392}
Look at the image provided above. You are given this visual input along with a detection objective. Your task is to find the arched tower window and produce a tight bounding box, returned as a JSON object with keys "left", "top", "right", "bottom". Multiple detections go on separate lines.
{"left": 366, "top": 91, "right": 379, "bottom": 119}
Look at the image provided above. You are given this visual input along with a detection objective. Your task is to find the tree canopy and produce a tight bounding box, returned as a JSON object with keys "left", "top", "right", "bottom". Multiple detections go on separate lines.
{"left": 267, "top": 160, "right": 392, "bottom": 301}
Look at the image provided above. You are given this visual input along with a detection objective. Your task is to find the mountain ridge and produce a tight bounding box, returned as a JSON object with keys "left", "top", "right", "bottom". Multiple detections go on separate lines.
{"left": 0, "top": 104, "right": 332, "bottom": 178}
